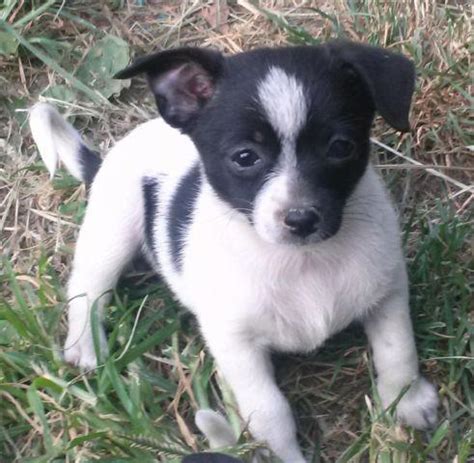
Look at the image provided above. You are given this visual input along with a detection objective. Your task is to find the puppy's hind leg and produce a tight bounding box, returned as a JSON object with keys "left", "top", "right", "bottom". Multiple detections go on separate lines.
{"left": 29, "top": 103, "right": 147, "bottom": 369}
{"left": 64, "top": 166, "right": 145, "bottom": 370}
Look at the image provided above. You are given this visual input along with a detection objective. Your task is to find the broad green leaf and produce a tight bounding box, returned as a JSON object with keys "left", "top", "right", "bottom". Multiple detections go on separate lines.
{"left": 0, "top": 19, "right": 109, "bottom": 105}
{"left": 75, "top": 34, "right": 130, "bottom": 99}
{"left": 0, "top": 320, "right": 18, "bottom": 344}
{"left": 42, "top": 84, "right": 78, "bottom": 103}
{"left": 0, "top": 30, "right": 18, "bottom": 55}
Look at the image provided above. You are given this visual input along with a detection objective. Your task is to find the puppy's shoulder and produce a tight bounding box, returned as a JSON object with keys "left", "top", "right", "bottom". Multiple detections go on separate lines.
{"left": 339, "top": 165, "right": 404, "bottom": 271}
{"left": 100, "top": 118, "right": 198, "bottom": 176}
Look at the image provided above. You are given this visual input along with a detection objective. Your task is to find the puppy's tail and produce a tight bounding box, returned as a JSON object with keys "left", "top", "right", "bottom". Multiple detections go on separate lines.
{"left": 29, "top": 103, "right": 101, "bottom": 185}
{"left": 195, "top": 409, "right": 238, "bottom": 449}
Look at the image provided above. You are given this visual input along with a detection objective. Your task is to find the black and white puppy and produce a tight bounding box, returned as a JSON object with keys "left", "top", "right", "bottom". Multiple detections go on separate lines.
{"left": 30, "top": 41, "right": 439, "bottom": 463}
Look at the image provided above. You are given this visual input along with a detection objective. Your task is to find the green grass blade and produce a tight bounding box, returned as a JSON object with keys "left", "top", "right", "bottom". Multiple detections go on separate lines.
{"left": 115, "top": 320, "right": 179, "bottom": 369}
{"left": 423, "top": 420, "right": 451, "bottom": 456}
{"left": 27, "top": 384, "right": 54, "bottom": 453}
{"left": 0, "top": 0, "right": 18, "bottom": 21}
{"left": 0, "top": 19, "right": 111, "bottom": 106}
{"left": 67, "top": 431, "right": 109, "bottom": 450}
{"left": 104, "top": 358, "right": 135, "bottom": 416}
{"left": 90, "top": 298, "right": 105, "bottom": 365}
{"left": 13, "top": 0, "right": 58, "bottom": 28}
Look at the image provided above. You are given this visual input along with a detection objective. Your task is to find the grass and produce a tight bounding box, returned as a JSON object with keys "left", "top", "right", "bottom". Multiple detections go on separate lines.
{"left": 0, "top": 1, "right": 472, "bottom": 462}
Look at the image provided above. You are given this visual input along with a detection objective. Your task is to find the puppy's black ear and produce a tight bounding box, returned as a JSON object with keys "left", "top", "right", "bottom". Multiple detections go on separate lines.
{"left": 182, "top": 452, "right": 243, "bottom": 463}
{"left": 331, "top": 41, "right": 415, "bottom": 131}
{"left": 115, "top": 48, "right": 224, "bottom": 131}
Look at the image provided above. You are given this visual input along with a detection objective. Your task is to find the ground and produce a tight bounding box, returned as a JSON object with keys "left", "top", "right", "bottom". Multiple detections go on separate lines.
{"left": 0, "top": 1, "right": 472, "bottom": 462}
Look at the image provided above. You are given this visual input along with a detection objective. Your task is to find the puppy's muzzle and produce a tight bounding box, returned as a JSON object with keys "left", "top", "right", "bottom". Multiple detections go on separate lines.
{"left": 283, "top": 207, "right": 320, "bottom": 238}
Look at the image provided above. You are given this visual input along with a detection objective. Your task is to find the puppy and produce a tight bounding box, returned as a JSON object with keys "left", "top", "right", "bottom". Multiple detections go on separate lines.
{"left": 30, "top": 41, "right": 439, "bottom": 462}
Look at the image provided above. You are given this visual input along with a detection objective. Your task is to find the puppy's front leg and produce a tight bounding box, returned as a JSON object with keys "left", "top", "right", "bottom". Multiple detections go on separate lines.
{"left": 203, "top": 329, "right": 305, "bottom": 463}
{"left": 364, "top": 270, "right": 438, "bottom": 428}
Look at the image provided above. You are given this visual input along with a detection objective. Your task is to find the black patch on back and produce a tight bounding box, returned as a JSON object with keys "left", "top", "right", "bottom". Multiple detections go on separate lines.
{"left": 79, "top": 144, "right": 102, "bottom": 186}
{"left": 142, "top": 178, "right": 159, "bottom": 255}
{"left": 168, "top": 164, "right": 202, "bottom": 271}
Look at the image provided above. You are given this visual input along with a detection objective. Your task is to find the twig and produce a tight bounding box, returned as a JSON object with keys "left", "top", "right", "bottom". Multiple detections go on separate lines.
{"left": 371, "top": 138, "right": 471, "bottom": 192}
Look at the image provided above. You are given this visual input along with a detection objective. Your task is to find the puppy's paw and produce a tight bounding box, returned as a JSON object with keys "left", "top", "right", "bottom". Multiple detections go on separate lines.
{"left": 380, "top": 377, "right": 439, "bottom": 429}
{"left": 396, "top": 377, "right": 438, "bottom": 429}
{"left": 64, "top": 330, "right": 107, "bottom": 370}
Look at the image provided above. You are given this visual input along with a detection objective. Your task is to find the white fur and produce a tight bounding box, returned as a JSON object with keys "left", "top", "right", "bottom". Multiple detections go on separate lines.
{"left": 29, "top": 103, "right": 85, "bottom": 180}
{"left": 195, "top": 410, "right": 237, "bottom": 448}
{"left": 254, "top": 68, "right": 311, "bottom": 243}
{"left": 31, "top": 105, "right": 438, "bottom": 462}
{"left": 257, "top": 66, "right": 307, "bottom": 142}
{"left": 252, "top": 170, "right": 299, "bottom": 244}
{"left": 63, "top": 118, "right": 197, "bottom": 368}
{"left": 365, "top": 284, "right": 439, "bottom": 427}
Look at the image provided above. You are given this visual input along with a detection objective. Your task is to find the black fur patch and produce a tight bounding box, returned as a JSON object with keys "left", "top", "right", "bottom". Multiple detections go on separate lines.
{"left": 142, "top": 178, "right": 159, "bottom": 255}
{"left": 190, "top": 46, "right": 378, "bottom": 240}
{"left": 120, "top": 43, "right": 413, "bottom": 246}
{"left": 168, "top": 164, "right": 202, "bottom": 271}
{"left": 79, "top": 144, "right": 101, "bottom": 186}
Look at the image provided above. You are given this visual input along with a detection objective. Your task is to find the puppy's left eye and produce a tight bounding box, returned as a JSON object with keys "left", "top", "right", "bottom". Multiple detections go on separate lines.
{"left": 231, "top": 149, "right": 261, "bottom": 169}
{"left": 327, "top": 139, "right": 356, "bottom": 161}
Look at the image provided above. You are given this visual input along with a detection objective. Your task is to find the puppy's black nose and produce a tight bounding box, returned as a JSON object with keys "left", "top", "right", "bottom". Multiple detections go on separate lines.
{"left": 284, "top": 208, "right": 320, "bottom": 238}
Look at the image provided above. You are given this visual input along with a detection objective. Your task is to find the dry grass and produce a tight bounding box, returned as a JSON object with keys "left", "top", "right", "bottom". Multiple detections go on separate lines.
{"left": 0, "top": 1, "right": 472, "bottom": 462}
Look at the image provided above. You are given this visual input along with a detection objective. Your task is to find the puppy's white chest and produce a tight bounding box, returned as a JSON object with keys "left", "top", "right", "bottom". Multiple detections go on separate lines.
{"left": 244, "top": 251, "right": 387, "bottom": 352}
{"left": 178, "top": 212, "right": 395, "bottom": 354}
{"left": 251, "top": 261, "right": 339, "bottom": 352}
{"left": 160, "top": 169, "right": 400, "bottom": 354}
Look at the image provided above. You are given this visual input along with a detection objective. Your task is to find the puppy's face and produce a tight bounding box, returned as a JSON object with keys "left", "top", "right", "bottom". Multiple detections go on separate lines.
{"left": 116, "top": 42, "right": 414, "bottom": 246}
{"left": 192, "top": 48, "right": 374, "bottom": 245}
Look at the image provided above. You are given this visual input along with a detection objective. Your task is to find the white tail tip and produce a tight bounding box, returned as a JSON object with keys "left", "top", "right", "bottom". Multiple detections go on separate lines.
{"left": 29, "top": 103, "right": 85, "bottom": 181}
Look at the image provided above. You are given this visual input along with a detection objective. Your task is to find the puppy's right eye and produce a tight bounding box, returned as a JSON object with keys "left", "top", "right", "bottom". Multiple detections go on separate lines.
{"left": 326, "top": 138, "right": 356, "bottom": 162}
{"left": 231, "top": 149, "right": 261, "bottom": 169}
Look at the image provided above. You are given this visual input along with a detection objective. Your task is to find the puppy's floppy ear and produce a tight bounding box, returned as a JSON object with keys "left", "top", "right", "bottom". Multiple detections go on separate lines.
{"left": 115, "top": 48, "right": 224, "bottom": 131}
{"left": 330, "top": 41, "right": 415, "bottom": 131}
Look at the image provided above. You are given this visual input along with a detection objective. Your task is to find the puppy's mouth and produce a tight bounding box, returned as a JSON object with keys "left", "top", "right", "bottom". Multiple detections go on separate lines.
{"left": 283, "top": 228, "right": 337, "bottom": 246}
{"left": 253, "top": 218, "right": 341, "bottom": 247}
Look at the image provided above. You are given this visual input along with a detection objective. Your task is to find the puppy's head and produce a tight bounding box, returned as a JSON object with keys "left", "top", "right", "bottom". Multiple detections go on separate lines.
{"left": 116, "top": 42, "right": 415, "bottom": 246}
